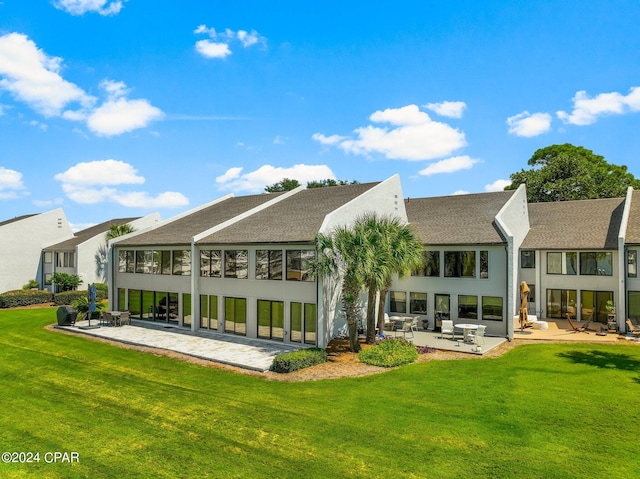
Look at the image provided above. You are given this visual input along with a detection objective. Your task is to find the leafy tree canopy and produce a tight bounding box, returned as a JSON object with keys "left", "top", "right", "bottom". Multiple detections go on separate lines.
{"left": 505, "top": 143, "right": 640, "bottom": 202}
{"left": 265, "top": 178, "right": 359, "bottom": 192}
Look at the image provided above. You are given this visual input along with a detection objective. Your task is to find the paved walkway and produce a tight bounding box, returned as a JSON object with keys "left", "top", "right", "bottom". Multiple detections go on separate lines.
{"left": 58, "top": 319, "right": 302, "bottom": 372}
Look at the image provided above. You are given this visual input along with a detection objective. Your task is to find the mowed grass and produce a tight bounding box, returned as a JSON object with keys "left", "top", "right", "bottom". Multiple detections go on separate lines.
{"left": 1, "top": 308, "right": 640, "bottom": 478}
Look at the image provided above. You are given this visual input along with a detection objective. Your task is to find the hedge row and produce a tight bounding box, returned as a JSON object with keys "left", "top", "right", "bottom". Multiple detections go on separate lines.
{"left": 0, "top": 283, "right": 108, "bottom": 309}
{"left": 271, "top": 348, "right": 328, "bottom": 373}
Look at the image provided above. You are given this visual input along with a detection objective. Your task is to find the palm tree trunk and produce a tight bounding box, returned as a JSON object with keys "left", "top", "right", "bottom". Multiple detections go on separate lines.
{"left": 377, "top": 288, "right": 389, "bottom": 335}
{"left": 347, "top": 319, "right": 360, "bottom": 352}
{"left": 366, "top": 287, "right": 377, "bottom": 343}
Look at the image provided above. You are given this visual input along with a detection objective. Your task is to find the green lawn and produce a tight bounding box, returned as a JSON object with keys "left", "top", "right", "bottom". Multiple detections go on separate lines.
{"left": 1, "top": 308, "right": 639, "bottom": 478}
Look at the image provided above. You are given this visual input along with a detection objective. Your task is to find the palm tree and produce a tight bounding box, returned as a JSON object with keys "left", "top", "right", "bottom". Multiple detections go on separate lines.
{"left": 105, "top": 223, "right": 135, "bottom": 241}
{"left": 311, "top": 227, "right": 369, "bottom": 353}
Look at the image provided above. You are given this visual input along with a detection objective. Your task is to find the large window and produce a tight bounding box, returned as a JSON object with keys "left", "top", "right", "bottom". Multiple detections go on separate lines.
{"left": 200, "top": 250, "right": 222, "bottom": 277}
{"left": 256, "top": 250, "right": 283, "bottom": 280}
{"left": 200, "top": 295, "right": 218, "bottom": 330}
{"left": 629, "top": 291, "right": 640, "bottom": 322}
{"left": 628, "top": 250, "right": 637, "bottom": 278}
{"left": 290, "top": 302, "right": 317, "bottom": 345}
{"left": 580, "top": 252, "right": 612, "bottom": 276}
{"left": 257, "top": 300, "right": 284, "bottom": 340}
{"left": 118, "top": 250, "right": 134, "bottom": 273}
{"left": 547, "top": 252, "right": 562, "bottom": 274}
{"left": 482, "top": 296, "right": 503, "bottom": 321}
{"left": 56, "top": 252, "right": 75, "bottom": 268}
{"left": 153, "top": 250, "right": 171, "bottom": 275}
{"left": 521, "top": 250, "right": 535, "bottom": 268}
{"left": 458, "top": 295, "right": 478, "bottom": 319}
{"left": 580, "top": 290, "right": 613, "bottom": 323}
{"left": 390, "top": 291, "right": 407, "bottom": 313}
{"left": 445, "top": 251, "right": 475, "bottom": 278}
{"left": 224, "top": 297, "right": 246, "bottom": 335}
{"left": 286, "top": 250, "right": 315, "bottom": 281}
{"left": 224, "top": 250, "right": 248, "bottom": 279}
{"left": 413, "top": 251, "right": 440, "bottom": 277}
{"left": 172, "top": 250, "right": 191, "bottom": 276}
{"left": 547, "top": 252, "right": 577, "bottom": 275}
{"left": 135, "top": 250, "right": 153, "bottom": 274}
{"left": 410, "top": 292, "right": 427, "bottom": 314}
{"left": 546, "top": 289, "right": 577, "bottom": 319}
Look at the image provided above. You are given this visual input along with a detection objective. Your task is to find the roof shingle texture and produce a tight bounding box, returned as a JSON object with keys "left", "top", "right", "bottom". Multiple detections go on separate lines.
{"left": 522, "top": 197, "right": 624, "bottom": 249}
{"left": 198, "top": 182, "right": 378, "bottom": 244}
{"left": 46, "top": 218, "right": 139, "bottom": 250}
{"left": 405, "top": 191, "right": 514, "bottom": 245}
{"left": 120, "top": 194, "right": 280, "bottom": 246}
{"left": 625, "top": 190, "right": 640, "bottom": 244}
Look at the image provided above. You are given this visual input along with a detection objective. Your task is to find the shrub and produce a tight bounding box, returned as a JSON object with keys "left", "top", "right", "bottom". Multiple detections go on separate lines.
{"left": 358, "top": 337, "right": 419, "bottom": 368}
{"left": 0, "top": 290, "right": 53, "bottom": 308}
{"left": 417, "top": 345, "right": 437, "bottom": 354}
{"left": 271, "top": 348, "right": 328, "bottom": 373}
{"left": 54, "top": 290, "right": 88, "bottom": 306}
{"left": 51, "top": 272, "right": 82, "bottom": 292}
{"left": 22, "top": 279, "right": 39, "bottom": 290}
{"left": 94, "top": 283, "right": 108, "bottom": 301}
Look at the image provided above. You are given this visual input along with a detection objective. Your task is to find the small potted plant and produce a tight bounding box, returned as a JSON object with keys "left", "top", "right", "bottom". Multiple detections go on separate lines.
{"left": 421, "top": 318, "right": 430, "bottom": 330}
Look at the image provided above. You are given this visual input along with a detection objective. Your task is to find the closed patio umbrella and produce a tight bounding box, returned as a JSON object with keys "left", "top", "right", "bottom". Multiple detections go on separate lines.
{"left": 519, "top": 281, "right": 531, "bottom": 331}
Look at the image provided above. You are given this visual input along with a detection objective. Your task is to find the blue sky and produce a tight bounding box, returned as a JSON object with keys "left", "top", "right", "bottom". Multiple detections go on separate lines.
{"left": 1, "top": 1, "right": 640, "bottom": 230}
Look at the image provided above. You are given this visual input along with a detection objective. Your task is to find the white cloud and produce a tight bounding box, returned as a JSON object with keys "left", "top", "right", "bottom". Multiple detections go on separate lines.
{"left": 506, "top": 111, "right": 552, "bottom": 137}
{"left": 215, "top": 167, "right": 243, "bottom": 184}
{"left": 273, "top": 135, "right": 287, "bottom": 144}
{"left": 194, "top": 24, "right": 265, "bottom": 59}
{"left": 452, "top": 190, "right": 470, "bottom": 195}
{"left": 484, "top": 179, "right": 511, "bottom": 192}
{"left": 0, "top": 166, "right": 26, "bottom": 199}
{"left": 557, "top": 87, "right": 640, "bottom": 125}
{"left": 0, "top": 33, "right": 95, "bottom": 117}
{"left": 53, "top": 0, "right": 124, "bottom": 16}
{"left": 195, "top": 40, "right": 232, "bottom": 59}
{"left": 32, "top": 197, "right": 64, "bottom": 207}
{"left": 417, "top": 155, "right": 479, "bottom": 176}
{"left": 55, "top": 159, "right": 145, "bottom": 186}
{"left": 313, "top": 104, "right": 466, "bottom": 161}
{"left": 54, "top": 159, "right": 188, "bottom": 208}
{"left": 216, "top": 164, "right": 335, "bottom": 193}
{"left": 425, "top": 101, "right": 467, "bottom": 119}
{"left": 86, "top": 96, "right": 164, "bottom": 136}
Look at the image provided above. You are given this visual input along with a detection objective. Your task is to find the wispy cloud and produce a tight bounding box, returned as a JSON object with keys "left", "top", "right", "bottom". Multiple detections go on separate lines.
{"left": 424, "top": 100, "right": 467, "bottom": 119}
{"left": 484, "top": 179, "right": 510, "bottom": 192}
{"left": 417, "top": 155, "right": 479, "bottom": 176}
{"left": 215, "top": 164, "right": 335, "bottom": 193}
{"left": 557, "top": 87, "right": 640, "bottom": 125}
{"left": 53, "top": 0, "right": 124, "bottom": 16}
{"left": 0, "top": 166, "right": 27, "bottom": 200}
{"left": 506, "top": 111, "right": 552, "bottom": 137}
{"left": 54, "top": 159, "right": 188, "bottom": 208}
{"left": 194, "top": 24, "right": 266, "bottom": 59}
{"left": 313, "top": 104, "right": 466, "bottom": 161}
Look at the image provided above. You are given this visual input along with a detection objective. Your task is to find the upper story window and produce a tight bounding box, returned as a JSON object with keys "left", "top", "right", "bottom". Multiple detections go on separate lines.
{"left": 444, "top": 251, "right": 475, "bottom": 278}
{"left": 172, "top": 250, "right": 191, "bottom": 276}
{"left": 286, "top": 250, "right": 315, "bottom": 281}
{"left": 256, "top": 250, "right": 283, "bottom": 280}
{"left": 413, "top": 251, "right": 440, "bottom": 277}
{"left": 580, "top": 252, "right": 612, "bottom": 276}
{"left": 200, "top": 250, "right": 222, "bottom": 277}
{"left": 224, "top": 250, "right": 248, "bottom": 279}
{"left": 547, "top": 252, "right": 577, "bottom": 275}
{"left": 118, "top": 250, "right": 134, "bottom": 273}
{"left": 43, "top": 251, "right": 53, "bottom": 264}
{"left": 135, "top": 250, "right": 153, "bottom": 274}
{"left": 628, "top": 250, "right": 637, "bottom": 278}
{"left": 521, "top": 250, "right": 535, "bottom": 268}
{"left": 153, "top": 250, "right": 172, "bottom": 275}
{"left": 56, "top": 252, "right": 75, "bottom": 268}
{"left": 480, "top": 251, "right": 488, "bottom": 279}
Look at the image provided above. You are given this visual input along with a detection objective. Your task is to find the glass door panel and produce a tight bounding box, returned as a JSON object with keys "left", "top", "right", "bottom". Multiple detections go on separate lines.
{"left": 546, "top": 289, "right": 577, "bottom": 319}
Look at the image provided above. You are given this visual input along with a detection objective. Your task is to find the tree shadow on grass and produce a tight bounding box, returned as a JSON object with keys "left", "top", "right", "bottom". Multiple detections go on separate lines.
{"left": 557, "top": 349, "right": 640, "bottom": 372}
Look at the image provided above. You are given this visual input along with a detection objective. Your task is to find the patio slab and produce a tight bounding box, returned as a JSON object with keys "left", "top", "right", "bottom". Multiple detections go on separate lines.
{"left": 57, "top": 319, "right": 302, "bottom": 372}
{"left": 385, "top": 329, "right": 507, "bottom": 355}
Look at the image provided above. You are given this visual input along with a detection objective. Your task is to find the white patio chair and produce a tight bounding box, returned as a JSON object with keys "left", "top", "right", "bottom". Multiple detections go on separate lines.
{"left": 441, "top": 320, "right": 455, "bottom": 340}
{"left": 468, "top": 325, "right": 486, "bottom": 351}
{"left": 394, "top": 317, "right": 418, "bottom": 339}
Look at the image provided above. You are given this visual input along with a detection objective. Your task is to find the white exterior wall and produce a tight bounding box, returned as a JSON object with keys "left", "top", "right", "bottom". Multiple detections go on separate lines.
{"left": 495, "top": 184, "right": 530, "bottom": 338}
{"left": 390, "top": 245, "right": 508, "bottom": 336}
{"left": 0, "top": 209, "right": 73, "bottom": 293}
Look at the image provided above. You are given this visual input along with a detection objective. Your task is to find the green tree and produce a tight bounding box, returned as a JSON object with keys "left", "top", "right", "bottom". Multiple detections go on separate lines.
{"left": 506, "top": 144, "right": 640, "bottom": 202}
{"left": 105, "top": 223, "right": 136, "bottom": 241}
{"left": 306, "top": 179, "right": 359, "bottom": 188}
{"left": 264, "top": 178, "right": 301, "bottom": 192}
{"left": 311, "top": 227, "right": 370, "bottom": 352}
{"left": 52, "top": 272, "right": 82, "bottom": 292}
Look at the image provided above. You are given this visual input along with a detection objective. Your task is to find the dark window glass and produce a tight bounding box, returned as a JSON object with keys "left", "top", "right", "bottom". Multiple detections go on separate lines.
{"left": 286, "top": 250, "right": 314, "bottom": 281}
{"left": 172, "top": 250, "right": 191, "bottom": 275}
{"left": 579, "top": 252, "right": 612, "bottom": 276}
{"left": 480, "top": 251, "right": 488, "bottom": 279}
{"left": 566, "top": 252, "right": 577, "bottom": 275}
{"left": 628, "top": 250, "right": 637, "bottom": 278}
{"left": 200, "top": 250, "right": 222, "bottom": 277}
{"left": 482, "top": 296, "right": 503, "bottom": 321}
{"left": 256, "top": 250, "right": 283, "bottom": 280}
{"left": 458, "top": 295, "right": 478, "bottom": 319}
{"left": 410, "top": 292, "right": 427, "bottom": 314}
{"left": 521, "top": 250, "right": 535, "bottom": 268}
{"left": 445, "top": 251, "right": 476, "bottom": 278}
{"left": 390, "top": 291, "right": 407, "bottom": 313}
{"left": 224, "top": 250, "right": 248, "bottom": 279}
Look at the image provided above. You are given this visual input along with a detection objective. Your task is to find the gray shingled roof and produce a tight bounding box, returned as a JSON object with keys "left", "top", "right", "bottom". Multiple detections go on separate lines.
{"left": 626, "top": 190, "right": 640, "bottom": 244}
{"left": 46, "top": 218, "right": 139, "bottom": 250}
{"left": 120, "top": 194, "right": 281, "bottom": 246}
{"left": 197, "top": 182, "right": 378, "bottom": 244}
{"left": 522, "top": 197, "right": 624, "bottom": 249}
{"left": 0, "top": 214, "right": 36, "bottom": 228}
{"left": 405, "top": 191, "right": 514, "bottom": 245}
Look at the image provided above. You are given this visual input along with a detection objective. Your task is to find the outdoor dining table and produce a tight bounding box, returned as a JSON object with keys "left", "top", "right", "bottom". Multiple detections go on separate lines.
{"left": 455, "top": 323, "right": 479, "bottom": 342}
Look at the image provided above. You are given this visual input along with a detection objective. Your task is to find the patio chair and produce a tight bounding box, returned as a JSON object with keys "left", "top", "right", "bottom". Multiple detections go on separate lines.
{"left": 102, "top": 311, "right": 117, "bottom": 327}
{"left": 626, "top": 319, "right": 640, "bottom": 337}
{"left": 394, "top": 317, "right": 418, "bottom": 339}
{"left": 468, "top": 325, "right": 486, "bottom": 349}
{"left": 566, "top": 313, "right": 589, "bottom": 334}
{"left": 441, "top": 320, "right": 455, "bottom": 340}
{"left": 117, "top": 311, "right": 131, "bottom": 326}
